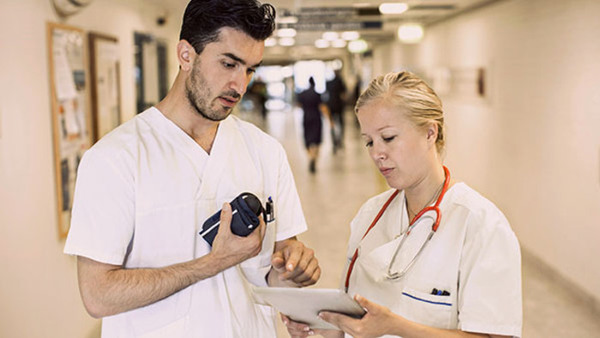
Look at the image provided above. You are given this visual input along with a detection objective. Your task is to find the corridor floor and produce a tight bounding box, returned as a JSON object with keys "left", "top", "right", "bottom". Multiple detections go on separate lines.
{"left": 244, "top": 108, "right": 600, "bottom": 338}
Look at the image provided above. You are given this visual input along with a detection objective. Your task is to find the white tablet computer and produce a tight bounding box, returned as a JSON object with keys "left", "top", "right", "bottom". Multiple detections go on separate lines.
{"left": 252, "top": 287, "right": 366, "bottom": 330}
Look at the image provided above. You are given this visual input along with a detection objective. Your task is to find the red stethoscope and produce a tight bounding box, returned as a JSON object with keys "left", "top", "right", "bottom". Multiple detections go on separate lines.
{"left": 345, "top": 166, "right": 451, "bottom": 291}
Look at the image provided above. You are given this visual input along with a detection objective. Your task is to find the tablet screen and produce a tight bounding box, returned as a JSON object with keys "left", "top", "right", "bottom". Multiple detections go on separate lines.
{"left": 253, "top": 287, "right": 366, "bottom": 330}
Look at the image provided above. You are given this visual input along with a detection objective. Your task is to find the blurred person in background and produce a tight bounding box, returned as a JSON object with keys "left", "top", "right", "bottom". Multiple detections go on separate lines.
{"left": 249, "top": 76, "right": 269, "bottom": 119}
{"left": 297, "top": 76, "right": 330, "bottom": 173}
{"left": 326, "top": 69, "right": 347, "bottom": 154}
{"left": 284, "top": 71, "right": 521, "bottom": 338}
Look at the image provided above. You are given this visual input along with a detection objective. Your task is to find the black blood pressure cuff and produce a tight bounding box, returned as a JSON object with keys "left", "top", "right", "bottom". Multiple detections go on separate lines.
{"left": 199, "top": 192, "right": 268, "bottom": 246}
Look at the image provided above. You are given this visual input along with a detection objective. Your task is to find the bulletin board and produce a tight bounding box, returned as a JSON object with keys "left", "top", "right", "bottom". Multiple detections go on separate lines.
{"left": 47, "top": 22, "right": 92, "bottom": 238}
{"left": 88, "top": 32, "right": 121, "bottom": 142}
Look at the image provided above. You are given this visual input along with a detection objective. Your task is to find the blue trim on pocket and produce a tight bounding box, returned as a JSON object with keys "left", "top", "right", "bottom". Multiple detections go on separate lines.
{"left": 402, "top": 292, "right": 452, "bottom": 306}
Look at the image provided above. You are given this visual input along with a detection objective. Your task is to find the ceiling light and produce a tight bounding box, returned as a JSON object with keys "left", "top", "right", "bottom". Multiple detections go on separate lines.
{"left": 276, "top": 28, "right": 297, "bottom": 38}
{"left": 348, "top": 39, "right": 368, "bottom": 53}
{"left": 341, "top": 31, "right": 360, "bottom": 41}
{"left": 397, "top": 23, "right": 424, "bottom": 43}
{"left": 379, "top": 3, "right": 408, "bottom": 14}
{"left": 278, "top": 37, "right": 295, "bottom": 46}
{"left": 315, "top": 39, "right": 330, "bottom": 48}
{"left": 322, "top": 31, "right": 339, "bottom": 41}
{"left": 277, "top": 16, "right": 298, "bottom": 24}
{"left": 264, "top": 37, "right": 277, "bottom": 47}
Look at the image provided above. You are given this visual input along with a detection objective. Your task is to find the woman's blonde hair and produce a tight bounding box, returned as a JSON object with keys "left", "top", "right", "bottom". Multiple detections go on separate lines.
{"left": 355, "top": 71, "right": 445, "bottom": 154}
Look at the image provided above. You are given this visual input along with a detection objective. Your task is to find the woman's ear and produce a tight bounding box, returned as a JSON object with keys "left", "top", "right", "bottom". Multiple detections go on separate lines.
{"left": 177, "top": 40, "right": 194, "bottom": 71}
{"left": 426, "top": 123, "right": 438, "bottom": 145}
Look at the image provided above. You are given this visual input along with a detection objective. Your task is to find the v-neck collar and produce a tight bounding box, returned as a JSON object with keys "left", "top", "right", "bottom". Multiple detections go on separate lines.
{"left": 142, "top": 107, "right": 211, "bottom": 167}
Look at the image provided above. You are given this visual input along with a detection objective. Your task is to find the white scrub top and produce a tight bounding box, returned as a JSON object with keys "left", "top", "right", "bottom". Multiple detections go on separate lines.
{"left": 64, "top": 107, "right": 307, "bottom": 337}
{"left": 344, "top": 184, "right": 522, "bottom": 337}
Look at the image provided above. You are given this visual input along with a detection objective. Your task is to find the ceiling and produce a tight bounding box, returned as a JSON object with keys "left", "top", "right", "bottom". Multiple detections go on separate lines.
{"left": 153, "top": 0, "right": 500, "bottom": 61}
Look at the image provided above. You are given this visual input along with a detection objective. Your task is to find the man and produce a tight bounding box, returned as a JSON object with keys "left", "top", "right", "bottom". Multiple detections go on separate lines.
{"left": 64, "top": 1, "right": 321, "bottom": 337}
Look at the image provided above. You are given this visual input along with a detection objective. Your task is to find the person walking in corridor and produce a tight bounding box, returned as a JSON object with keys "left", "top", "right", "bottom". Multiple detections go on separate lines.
{"left": 297, "top": 76, "right": 330, "bottom": 173}
{"left": 326, "top": 70, "right": 347, "bottom": 153}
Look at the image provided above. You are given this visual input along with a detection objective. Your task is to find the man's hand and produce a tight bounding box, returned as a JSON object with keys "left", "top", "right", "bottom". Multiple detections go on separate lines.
{"left": 268, "top": 238, "right": 320, "bottom": 287}
{"left": 210, "top": 202, "right": 266, "bottom": 270}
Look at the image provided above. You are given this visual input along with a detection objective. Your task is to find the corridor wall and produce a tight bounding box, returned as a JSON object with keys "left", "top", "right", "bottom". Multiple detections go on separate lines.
{"left": 0, "top": 0, "right": 181, "bottom": 336}
{"left": 372, "top": 0, "right": 600, "bottom": 309}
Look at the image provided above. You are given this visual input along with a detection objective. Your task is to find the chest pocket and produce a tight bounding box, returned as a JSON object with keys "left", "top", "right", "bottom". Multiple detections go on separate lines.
{"left": 399, "top": 286, "right": 453, "bottom": 329}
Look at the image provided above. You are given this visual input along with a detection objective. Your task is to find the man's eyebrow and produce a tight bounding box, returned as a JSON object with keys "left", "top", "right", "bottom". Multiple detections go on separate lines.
{"left": 222, "top": 53, "right": 262, "bottom": 68}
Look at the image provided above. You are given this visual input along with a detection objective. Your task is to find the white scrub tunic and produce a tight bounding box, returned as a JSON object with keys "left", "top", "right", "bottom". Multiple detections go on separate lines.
{"left": 344, "top": 184, "right": 522, "bottom": 337}
{"left": 64, "top": 107, "right": 307, "bottom": 337}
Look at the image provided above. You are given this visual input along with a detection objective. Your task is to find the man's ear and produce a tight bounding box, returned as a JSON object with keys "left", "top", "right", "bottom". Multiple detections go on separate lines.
{"left": 177, "top": 40, "right": 195, "bottom": 71}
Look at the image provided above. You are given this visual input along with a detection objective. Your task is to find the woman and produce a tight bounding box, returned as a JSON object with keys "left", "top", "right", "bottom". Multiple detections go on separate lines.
{"left": 297, "top": 77, "right": 330, "bottom": 173}
{"left": 284, "top": 71, "right": 522, "bottom": 337}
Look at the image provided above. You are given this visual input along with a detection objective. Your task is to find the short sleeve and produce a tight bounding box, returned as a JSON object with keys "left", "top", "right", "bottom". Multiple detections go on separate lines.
{"left": 272, "top": 146, "right": 307, "bottom": 241}
{"left": 63, "top": 147, "right": 135, "bottom": 265}
{"left": 458, "top": 210, "right": 522, "bottom": 337}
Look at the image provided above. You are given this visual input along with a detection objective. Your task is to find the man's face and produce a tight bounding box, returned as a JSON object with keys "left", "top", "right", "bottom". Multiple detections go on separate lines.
{"left": 185, "top": 27, "right": 265, "bottom": 121}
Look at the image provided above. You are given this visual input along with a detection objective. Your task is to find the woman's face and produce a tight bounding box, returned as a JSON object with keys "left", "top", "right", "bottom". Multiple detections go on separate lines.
{"left": 357, "top": 99, "right": 434, "bottom": 190}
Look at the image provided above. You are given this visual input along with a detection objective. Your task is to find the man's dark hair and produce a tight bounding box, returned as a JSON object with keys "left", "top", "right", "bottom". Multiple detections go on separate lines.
{"left": 180, "top": 0, "right": 276, "bottom": 54}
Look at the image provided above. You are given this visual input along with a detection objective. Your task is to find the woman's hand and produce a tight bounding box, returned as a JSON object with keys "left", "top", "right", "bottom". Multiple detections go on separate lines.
{"left": 318, "top": 294, "right": 400, "bottom": 338}
{"left": 281, "top": 314, "right": 343, "bottom": 338}
{"left": 319, "top": 295, "right": 505, "bottom": 338}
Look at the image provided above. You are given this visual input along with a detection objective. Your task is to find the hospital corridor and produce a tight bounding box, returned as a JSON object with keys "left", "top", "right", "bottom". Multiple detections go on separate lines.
{"left": 1, "top": 0, "right": 600, "bottom": 337}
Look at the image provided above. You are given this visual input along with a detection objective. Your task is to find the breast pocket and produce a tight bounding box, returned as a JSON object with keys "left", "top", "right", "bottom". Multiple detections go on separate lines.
{"left": 399, "top": 287, "right": 453, "bottom": 329}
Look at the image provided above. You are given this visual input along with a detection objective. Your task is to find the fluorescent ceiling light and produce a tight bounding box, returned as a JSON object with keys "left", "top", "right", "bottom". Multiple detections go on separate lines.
{"left": 264, "top": 37, "right": 277, "bottom": 47}
{"left": 276, "top": 28, "right": 297, "bottom": 38}
{"left": 278, "top": 37, "right": 295, "bottom": 46}
{"left": 341, "top": 31, "right": 360, "bottom": 41}
{"left": 397, "top": 23, "right": 424, "bottom": 43}
{"left": 348, "top": 39, "right": 368, "bottom": 53}
{"left": 322, "top": 31, "right": 339, "bottom": 41}
{"left": 379, "top": 3, "right": 408, "bottom": 14}
{"left": 315, "top": 39, "right": 330, "bottom": 48}
{"left": 277, "top": 16, "right": 298, "bottom": 24}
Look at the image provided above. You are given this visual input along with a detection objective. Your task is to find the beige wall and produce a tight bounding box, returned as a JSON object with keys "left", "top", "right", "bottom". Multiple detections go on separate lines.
{"left": 0, "top": 0, "right": 181, "bottom": 336}
{"left": 372, "top": 0, "right": 600, "bottom": 303}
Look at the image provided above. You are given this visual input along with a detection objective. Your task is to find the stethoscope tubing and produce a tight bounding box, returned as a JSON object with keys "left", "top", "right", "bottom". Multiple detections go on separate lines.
{"left": 345, "top": 166, "right": 451, "bottom": 290}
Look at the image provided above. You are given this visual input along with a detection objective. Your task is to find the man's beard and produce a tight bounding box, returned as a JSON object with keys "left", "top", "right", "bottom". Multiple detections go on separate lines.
{"left": 185, "top": 62, "right": 240, "bottom": 122}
